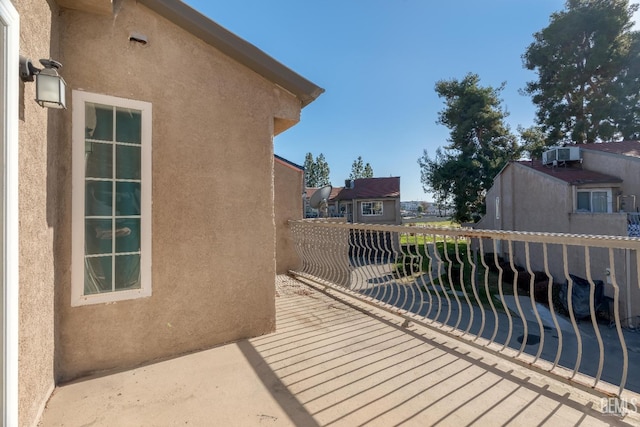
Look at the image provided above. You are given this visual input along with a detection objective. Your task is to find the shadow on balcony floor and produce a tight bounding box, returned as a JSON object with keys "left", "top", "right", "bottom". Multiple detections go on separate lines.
{"left": 40, "top": 275, "right": 639, "bottom": 426}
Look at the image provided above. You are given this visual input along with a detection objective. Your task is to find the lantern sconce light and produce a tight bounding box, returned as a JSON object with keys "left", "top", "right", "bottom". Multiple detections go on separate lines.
{"left": 19, "top": 56, "right": 67, "bottom": 109}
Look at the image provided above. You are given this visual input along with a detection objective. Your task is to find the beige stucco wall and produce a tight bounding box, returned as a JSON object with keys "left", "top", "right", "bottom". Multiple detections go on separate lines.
{"left": 582, "top": 149, "right": 640, "bottom": 210}
{"left": 54, "top": 0, "right": 302, "bottom": 381}
{"left": 502, "top": 164, "right": 574, "bottom": 233}
{"left": 481, "top": 162, "right": 628, "bottom": 236}
{"left": 274, "top": 159, "right": 303, "bottom": 274}
{"left": 579, "top": 149, "right": 640, "bottom": 324}
{"left": 14, "top": 0, "right": 61, "bottom": 425}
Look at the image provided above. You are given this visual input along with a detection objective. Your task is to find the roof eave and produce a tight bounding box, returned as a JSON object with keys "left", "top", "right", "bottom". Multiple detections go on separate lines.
{"left": 513, "top": 162, "right": 569, "bottom": 186}
{"left": 138, "top": 0, "right": 324, "bottom": 107}
{"left": 571, "top": 179, "right": 623, "bottom": 186}
{"left": 274, "top": 154, "right": 304, "bottom": 171}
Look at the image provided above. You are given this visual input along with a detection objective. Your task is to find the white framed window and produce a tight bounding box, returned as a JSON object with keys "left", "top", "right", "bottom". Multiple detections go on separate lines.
{"left": 576, "top": 189, "right": 611, "bottom": 213}
{"left": 361, "top": 201, "right": 383, "bottom": 216}
{"left": 72, "top": 91, "right": 152, "bottom": 306}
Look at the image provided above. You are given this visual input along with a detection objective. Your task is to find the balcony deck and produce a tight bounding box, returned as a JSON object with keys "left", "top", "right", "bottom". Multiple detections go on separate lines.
{"left": 39, "top": 275, "right": 639, "bottom": 426}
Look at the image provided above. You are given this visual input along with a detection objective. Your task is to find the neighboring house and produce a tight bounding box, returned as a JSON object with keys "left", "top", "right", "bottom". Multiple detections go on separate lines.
{"left": 476, "top": 141, "right": 640, "bottom": 326}
{"left": 6, "top": 1, "right": 322, "bottom": 425}
{"left": 274, "top": 155, "right": 304, "bottom": 274}
{"left": 334, "top": 177, "right": 402, "bottom": 225}
{"left": 305, "top": 177, "right": 402, "bottom": 225}
{"left": 479, "top": 142, "right": 640, "bottom": 235}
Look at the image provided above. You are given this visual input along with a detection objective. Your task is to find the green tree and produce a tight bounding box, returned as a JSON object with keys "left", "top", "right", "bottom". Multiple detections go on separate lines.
{"left": 349, "top": 156, "right": 364, "bottom": 180}
{"left": 363, "top": 162, "right": 374, "bottom": 178}
{"left": 315, "top": 154, "right": 331, "bottom": 187}
{"left": 349, "top": 156, "right": 374, "bottom": 179}
{"left": 303, "top": 152, "right": 316, "bottom": 187}
{"left": 303, "top": 152, "right": 331, "bottom": 187}
{"left": 418, "top": 73, "right": 519, "bottom": 223}
{"left": 419, "top": 147, "right": 453, "bottom": 216}
{"left": 523, "top": 0, "right": 640, "bottom": 144}
{"left": 518, "top": 125, "right": 547, "bottom": 160}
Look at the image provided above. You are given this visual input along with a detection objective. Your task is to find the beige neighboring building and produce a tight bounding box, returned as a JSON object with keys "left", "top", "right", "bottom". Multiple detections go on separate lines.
{"left": 5, "top": 1, "right": 322, "bottom": 425}
{"left": 476, "top": 141, "right": 640, "bottom": 326}
{"left": 335, "top": 177, "right": 402, "bottom": 225}
{"left": 306, "top": 177, "right": 402, "bottom": 224}
{"left": 274, "top": 155, "right": 304, "bottom": 274}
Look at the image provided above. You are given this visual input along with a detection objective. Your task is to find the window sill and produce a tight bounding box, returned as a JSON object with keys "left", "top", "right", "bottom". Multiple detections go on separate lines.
{"left": 71, "top": 286, "right": 151, "bottom": 307}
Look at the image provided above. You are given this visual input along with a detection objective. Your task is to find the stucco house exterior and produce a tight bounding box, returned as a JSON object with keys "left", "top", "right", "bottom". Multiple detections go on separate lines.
{"left": 476, "top": 141, "right": 640, "bottom": 327}
{"left": 335, "top": 177, "right": 402, "bottom": 225}
{"left": 479, "top": 141, "right": 640, "bottom": 236}
{"left": 274, "top": 154, "right": 305, "bottom": 274}
{"left": 305, "top": 177, "right": 402, "bottom": 224}
{"left": 4, "top": 1, "right": 322, "bottom": 425}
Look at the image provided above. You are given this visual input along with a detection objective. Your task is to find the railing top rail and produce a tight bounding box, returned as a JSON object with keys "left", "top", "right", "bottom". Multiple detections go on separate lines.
{"left": 289, "top": 219, "right": 640, "bottom": 250}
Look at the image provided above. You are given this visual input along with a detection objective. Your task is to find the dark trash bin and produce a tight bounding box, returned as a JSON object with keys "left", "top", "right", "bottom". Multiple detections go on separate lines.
{"left": 559, "top": 274, "right": 605, "bottom": 319}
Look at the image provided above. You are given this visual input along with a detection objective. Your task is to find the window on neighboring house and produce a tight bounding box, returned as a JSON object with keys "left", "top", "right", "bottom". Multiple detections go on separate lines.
{"left": 72, "top": 91, "right": 152, "bottom": 306}
{"left": 361, "top": 201, "right": 383, "bottom": 216}
{"left": 576, "top": 189, "right": 611, "bottom": 213}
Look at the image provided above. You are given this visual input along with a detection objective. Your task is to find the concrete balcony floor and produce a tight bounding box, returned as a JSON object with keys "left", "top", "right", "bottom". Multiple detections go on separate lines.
{"left": 40, "top": 275, "right": 639, "bottom": 426}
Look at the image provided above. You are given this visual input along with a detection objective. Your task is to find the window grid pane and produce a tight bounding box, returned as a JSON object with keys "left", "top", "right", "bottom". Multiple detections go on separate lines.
{"left": 84, "top": 103, "right": 142, "bottom": 295}
{"left": 84, "top": 256, "right": 112, "bottom": 295}
{"left": 362, "top": 201, "right": 383, "bottom": 216}
{"left": 592, "top": 192, "right": 608, "bottom": 213}
{"left": 577, "top": 192, "right": 590, "bottom": 212}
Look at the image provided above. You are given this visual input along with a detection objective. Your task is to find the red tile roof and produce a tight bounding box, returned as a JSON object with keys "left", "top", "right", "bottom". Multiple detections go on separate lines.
{"left": 333, "top": 177, "right": 400, "bottom": 200}
{"left": 306, "top": 177, "right": 401, "bottom": 201}
{"left": 517, "top": 160, "right": 622, "bottom": 185}
{"left": 578, "top": 140, "right": 640, "bottom": 158}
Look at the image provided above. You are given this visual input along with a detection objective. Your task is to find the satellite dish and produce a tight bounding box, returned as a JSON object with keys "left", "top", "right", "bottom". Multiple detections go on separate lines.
{"left": 309, "top": 185, "right": 332, "bottom": 218}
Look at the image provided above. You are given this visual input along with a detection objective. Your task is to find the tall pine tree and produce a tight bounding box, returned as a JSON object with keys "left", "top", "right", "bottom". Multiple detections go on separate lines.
{"left": 303, "top": 152, "right": 331, "bottom": 187}
{"left": 418, "top": 73, "right": 519, "bottom": 223}
{"left": 349, "top": 156, "right": 374, "bottom": 179}
{"left": 523, "top": 0, "right": 640, "bottom": 144}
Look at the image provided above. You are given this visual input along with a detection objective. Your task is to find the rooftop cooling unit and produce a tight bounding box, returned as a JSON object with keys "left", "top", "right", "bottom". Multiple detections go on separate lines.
{"left": 542, "top": 147, "right": 581, "bottom": 165}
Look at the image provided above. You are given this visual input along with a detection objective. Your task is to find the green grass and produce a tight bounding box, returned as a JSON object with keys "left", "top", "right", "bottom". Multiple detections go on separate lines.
{"left": 392, "top": 240, "right": 513, "bottom": 311}
{"left": 394, "top": 240, "right": 467, "bottom": 276}
{"left": 399, "top": 222, "right": 462, "bottom": 245}
{"left": 402, "top": 218, "right": 461, "bottom": 228}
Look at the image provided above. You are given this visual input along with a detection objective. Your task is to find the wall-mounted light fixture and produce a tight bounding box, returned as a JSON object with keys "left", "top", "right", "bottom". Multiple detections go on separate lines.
{"left": 19, "top": 56, "right": 67, "bottom": 109}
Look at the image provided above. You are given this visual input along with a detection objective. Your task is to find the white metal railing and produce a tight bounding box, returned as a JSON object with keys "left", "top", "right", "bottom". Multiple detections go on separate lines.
{"left": 289, "top": 219, "right": 640, "bottom": 398}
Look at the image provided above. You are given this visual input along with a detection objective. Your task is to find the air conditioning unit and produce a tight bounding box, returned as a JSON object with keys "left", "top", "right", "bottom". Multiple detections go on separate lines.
{"left": 542, "top": 147, "right": 581, "bottom": 165}
{"left": 542, "top": 148, "right": 557, "bottom": 165}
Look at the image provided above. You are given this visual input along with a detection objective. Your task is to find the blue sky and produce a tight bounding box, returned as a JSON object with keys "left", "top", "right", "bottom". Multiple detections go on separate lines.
{"left": 184, "top": 1, "right": 638, "bottom": 201}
